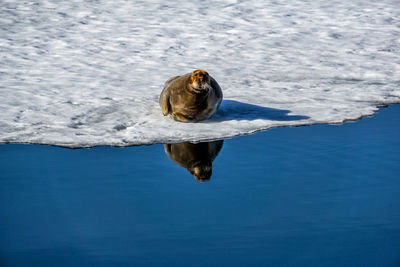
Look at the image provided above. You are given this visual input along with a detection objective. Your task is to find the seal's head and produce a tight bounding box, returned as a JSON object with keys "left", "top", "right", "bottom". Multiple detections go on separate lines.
{"left": 189, "top": 162, "right": 212, "bottom": 182}
{"left": 189, "top": 70, "right": 210, "bottom": 92}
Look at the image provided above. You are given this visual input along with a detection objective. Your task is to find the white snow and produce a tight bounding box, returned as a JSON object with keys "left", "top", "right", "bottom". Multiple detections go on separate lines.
{"left": 0, "top": 0, "right": 399, "bottom": 147}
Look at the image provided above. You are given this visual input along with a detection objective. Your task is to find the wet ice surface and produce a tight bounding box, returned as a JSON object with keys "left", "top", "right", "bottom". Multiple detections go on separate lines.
{"left": 1, "top": 0, "right": 399, "bottom": 147}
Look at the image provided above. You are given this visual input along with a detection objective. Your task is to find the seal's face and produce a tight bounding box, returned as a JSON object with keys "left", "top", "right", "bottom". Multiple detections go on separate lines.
{"left": 189, "top": 70, "right": 210, "bottom": 92}
{"left": 189, "top": 162, "right": 212, "bottom": 182}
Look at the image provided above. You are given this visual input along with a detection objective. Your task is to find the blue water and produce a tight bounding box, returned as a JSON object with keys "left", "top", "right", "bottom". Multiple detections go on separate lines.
{"left": 1, "top": 105, "right": 400, "bottom": 267}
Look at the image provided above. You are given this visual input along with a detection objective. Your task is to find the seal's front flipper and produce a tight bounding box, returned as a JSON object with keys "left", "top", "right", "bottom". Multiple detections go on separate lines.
{"left": 162, "top": 101, "right": 170, "bottom": 116}
{"left": 171, "top": 112, "right": 194, "bottom": 122}
{"left": 159, "top": 91, "right": 170, "bottom": 116}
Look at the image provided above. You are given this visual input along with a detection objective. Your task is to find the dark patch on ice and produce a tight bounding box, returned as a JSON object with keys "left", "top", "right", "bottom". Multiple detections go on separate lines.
{"left": 330, "top": 33, "right": 342, "bottom": 39}
{"left": 70, "top": 115, "right": 81, "bottom": 121}
{"left": 113, "top": 124, "right": 127, "bottom": 131}
{"left": 242, "top": 79, "right": 251, "bottom": 86}
{"left": 69, "top": 122, "right": 83, "bottom": 129}
{"left": 212, "top": 100, "right": 309, "bottom": 122}
{"left": 331, "top": 77, "right": 364, "bottom": 84}
{"left": 378, "top": 48, "right": 398, "bottom": 53}
{"left": 57, "top": 12, "right": 68, "bottom": 18}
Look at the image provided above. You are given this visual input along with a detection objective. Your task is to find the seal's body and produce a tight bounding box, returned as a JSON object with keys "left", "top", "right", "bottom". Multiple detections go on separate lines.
{"left": 159, "top": 70, "right": 223, "bottom": 122}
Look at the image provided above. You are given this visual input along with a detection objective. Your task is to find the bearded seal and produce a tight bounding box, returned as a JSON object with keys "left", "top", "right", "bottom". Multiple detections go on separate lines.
{"left": 164, "top": 140, "right": 224, "bottom": 182}
{"left": 159, "top": 70, "right": 223, "bottom": 122}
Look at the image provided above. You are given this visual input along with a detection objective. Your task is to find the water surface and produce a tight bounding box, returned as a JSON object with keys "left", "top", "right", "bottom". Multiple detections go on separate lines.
{"left": 1, "top": 105, "right": 399, "bottom": 266}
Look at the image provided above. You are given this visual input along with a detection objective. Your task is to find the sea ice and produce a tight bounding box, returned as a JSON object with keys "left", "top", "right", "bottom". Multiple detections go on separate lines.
{"left": 0, "top": 0, "right": 399, "bottom": 147}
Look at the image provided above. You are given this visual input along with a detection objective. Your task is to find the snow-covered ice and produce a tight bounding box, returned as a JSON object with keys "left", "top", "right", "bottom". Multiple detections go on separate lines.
{"left": 1, "top": 0, "right": 399, "bottom": 147}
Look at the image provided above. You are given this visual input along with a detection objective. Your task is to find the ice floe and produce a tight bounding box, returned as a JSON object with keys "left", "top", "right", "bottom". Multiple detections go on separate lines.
{"left": 0, "top": 0, "right": 399, "bottom": 147}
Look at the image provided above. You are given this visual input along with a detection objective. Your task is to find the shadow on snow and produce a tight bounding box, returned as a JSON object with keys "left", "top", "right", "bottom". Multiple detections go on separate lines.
{"left": 211, "top": 100, "right": 309, "bottom": 122}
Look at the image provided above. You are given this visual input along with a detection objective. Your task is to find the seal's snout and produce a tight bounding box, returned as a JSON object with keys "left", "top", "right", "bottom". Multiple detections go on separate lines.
{"left": 199, "top": 73, "right": 209, "bottom": 82}
{"left": 191, "top": 163, "right": 212, "bottom": 182}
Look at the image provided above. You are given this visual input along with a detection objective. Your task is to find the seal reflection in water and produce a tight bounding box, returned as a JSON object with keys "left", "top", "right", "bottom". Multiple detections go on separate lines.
{"left": 164, "top": 140, "right": 224, "bottom": 182}
{"left": 159, "top": 70, "right": 223, "bottom": 122}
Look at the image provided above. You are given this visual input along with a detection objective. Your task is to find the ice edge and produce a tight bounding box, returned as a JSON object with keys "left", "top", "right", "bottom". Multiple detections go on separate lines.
{"left": 1, "top": 102, "right": 397, "bottom": 149}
